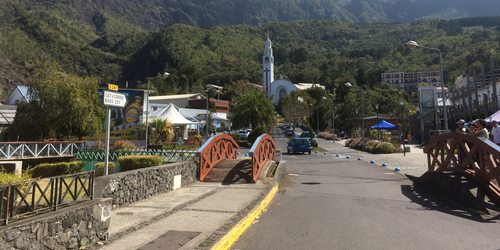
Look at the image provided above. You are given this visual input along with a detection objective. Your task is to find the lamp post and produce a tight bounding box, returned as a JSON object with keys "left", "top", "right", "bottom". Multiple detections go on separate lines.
{"left": 375, "top": 103, "right": 380, "bottom": 141}
{"left": 405, "top": 40, "right": 449, "bottom": 133}
{"left": 323, "top": 97, "right": 335, "bottom": 143}
{"left": 146, "top": 72, "right": 169, "bottom": 147}
{"left": 206, "top": 90, "right": 219, "bottom": 137}
{"left": 400, "top": 99, "right": 405, "bottom": 157}
{"left": 346, "top": 82, "right": 364, "bottom": 151}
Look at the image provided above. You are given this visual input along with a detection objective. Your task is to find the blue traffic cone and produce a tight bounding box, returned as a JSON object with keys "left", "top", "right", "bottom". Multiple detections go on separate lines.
{"left": 315, "top": 151, "right": 318, "bottom": 154}
{"left": 370, "top": 160, "right": 375, "bottom": 164}
{"left": 324, "top": 152, "right": 328, "bottom": 155}
{"left": 394, "top": 167, "right": 401, "bottom": 171}
{"left": 336, "top": 154, "right": 340, "bottom": 157}
{"left": 346, "top": 156, "right": 351, "bottom": 159}
{"left": 382, "top": 163, "right": 388, "bottom": 167}
{"left": 358, "top": 158, "right": 362, "bottom": 161}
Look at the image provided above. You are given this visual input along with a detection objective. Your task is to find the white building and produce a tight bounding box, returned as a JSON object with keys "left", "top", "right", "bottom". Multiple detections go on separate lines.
{"left": 382, "top": 71, "right": 441, "bottom": 91}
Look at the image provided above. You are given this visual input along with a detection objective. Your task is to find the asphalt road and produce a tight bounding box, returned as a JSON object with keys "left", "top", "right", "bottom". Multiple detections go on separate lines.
{"left": 231, "top": 127, "right": 500, "bottom": 250}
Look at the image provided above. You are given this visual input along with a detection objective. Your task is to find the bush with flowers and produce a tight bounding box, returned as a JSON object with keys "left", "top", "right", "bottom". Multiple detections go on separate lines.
{"left": 111, "top": 140, "right": 136, "bottom": 151}
{"left": 345, "top": 137, "right": 401, "bottom": 154}
{"left": 318, "top": 131, "right": 341, "bottom": 141}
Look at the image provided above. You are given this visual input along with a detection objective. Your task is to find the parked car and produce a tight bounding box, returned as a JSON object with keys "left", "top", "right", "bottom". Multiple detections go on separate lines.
{"left": 238, "top": 130, "right": 249, "bottom": 140}
{"left": 286, "top": 128, "right": 294, "bottom": 136}
{"left": 287, "top": 138, "right": 312, "bottom": 154}
{"left": 300, "top": 131, "right": 318, "bottom": 146}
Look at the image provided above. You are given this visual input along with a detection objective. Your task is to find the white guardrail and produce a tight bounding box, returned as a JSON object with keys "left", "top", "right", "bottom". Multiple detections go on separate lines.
{"left": 0, "top": 141, "right": 85, "bottom": 159}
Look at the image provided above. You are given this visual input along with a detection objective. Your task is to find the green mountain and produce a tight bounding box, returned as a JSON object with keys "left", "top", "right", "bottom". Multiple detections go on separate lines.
{"left": 1, "top": 0, "right": 500, "bottom": 95}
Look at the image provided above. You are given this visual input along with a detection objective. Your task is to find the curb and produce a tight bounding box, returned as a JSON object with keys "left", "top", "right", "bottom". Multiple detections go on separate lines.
{"left": 210, "top": 185, "right": 279, "bottom": 250}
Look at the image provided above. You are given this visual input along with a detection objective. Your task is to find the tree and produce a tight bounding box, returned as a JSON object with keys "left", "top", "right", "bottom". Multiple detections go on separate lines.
{"left": 11, "top": 62, "right": 105, "bottom": 141}
{"left": 231, "top": 90, "right": 276, "bottom": 131}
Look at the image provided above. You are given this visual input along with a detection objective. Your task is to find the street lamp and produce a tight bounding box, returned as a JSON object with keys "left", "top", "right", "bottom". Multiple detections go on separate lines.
{"left": 146, "top": 72, "right": 169, "bottom": 147}
{"left": 400, "top": 99, "right": 405, "bottom": 157}
{"left": 323, "top": 97, "right": 335, "bottom": 143}
{"left": 375, "top": 103, "right": 380, "bottom": 141}
{"left": 405, "top": 40, "right": 449, "bottom": 133}
{"left": 346, "top": 82, "right": 364, "bottom": 151}
{"left": 206, "top": 90, "right": 219, "bottom": 137}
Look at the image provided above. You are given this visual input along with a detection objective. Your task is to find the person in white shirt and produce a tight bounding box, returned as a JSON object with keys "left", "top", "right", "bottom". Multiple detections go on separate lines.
{"left": 492, "top": 120, "right": 500, "bottom": 146}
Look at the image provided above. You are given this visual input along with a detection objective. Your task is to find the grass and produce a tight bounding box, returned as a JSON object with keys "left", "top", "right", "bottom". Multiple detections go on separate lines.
{"left": 312, "top": 147, "right": 327, "bottom": 152}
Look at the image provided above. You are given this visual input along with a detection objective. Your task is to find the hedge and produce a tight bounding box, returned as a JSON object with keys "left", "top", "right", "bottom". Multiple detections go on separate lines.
{"left": 94, "top": 162, "right": 116, "bottom": 176}
{"left": 118, "top": 155, "right": 162, "bottom": 172}
{"left": 29, "top": 162, "right": 85, "bottom": 178}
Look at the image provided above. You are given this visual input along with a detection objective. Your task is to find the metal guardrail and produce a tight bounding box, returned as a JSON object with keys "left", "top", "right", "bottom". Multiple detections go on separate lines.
{"left": 0, "top": 171, "right": 94, "bottom": 225}
{"left": 0, "top": 141, "right": 85, "bottom": 159}
{"left": 76, "top": 149, "right": 198, "bottom": 173}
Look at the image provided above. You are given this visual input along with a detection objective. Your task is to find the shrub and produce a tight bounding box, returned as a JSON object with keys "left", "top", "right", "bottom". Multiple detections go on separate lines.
{"left": 345, "top": 138, "right": 354, "bottom": 147}
{"left": 194, "top": 134, "right": 203, "bottom": 140}
{"left": 162, "top": 144, "right": 199, "bottom": 150}
{"left": 94, "top": 162, "right": 116, "bottom": 176}
{"left": 364, "top": 140, "right": 379, "bottom": 153}
{"left": 29, "top": 162, "right": 85, "bottom": 178}
{"left": 111, "top": 140, "right": 136, "bottom": 151}
{"left": 248, "top": 126, "right": 267, "bottom": 143}
{"left": 0, "top": 167, "right": 33, "bottom": 185}
{"left": 118, "top": 155, "right": 162, "bottom": 172}
{"left": 372, "top": 142, "right": 395, "bottom": 154}
{"left": 237, "top": 140, "right": 252, "bottom": 148}
{"left": 230, "top": 133, "right": 241, "bottom": 141}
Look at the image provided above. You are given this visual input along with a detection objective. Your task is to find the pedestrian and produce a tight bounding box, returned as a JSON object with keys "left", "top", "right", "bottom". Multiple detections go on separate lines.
{"left": 456, "top": 119, "right": 469, "bottom": 133}
{"left": 473, "top": 119, "right": 489, "bottom": 139}
{"left": 492, "top": 120, "right": 500, "bottom": 146}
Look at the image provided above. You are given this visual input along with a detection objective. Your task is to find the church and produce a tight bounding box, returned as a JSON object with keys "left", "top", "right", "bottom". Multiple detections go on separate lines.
{"left": 262, "top": 35, "right": 325, "bottom": 104}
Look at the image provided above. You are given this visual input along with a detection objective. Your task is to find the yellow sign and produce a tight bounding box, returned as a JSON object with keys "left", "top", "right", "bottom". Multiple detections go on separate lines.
{"left": 108, "top": 84, "right": 119, "bottom": 91}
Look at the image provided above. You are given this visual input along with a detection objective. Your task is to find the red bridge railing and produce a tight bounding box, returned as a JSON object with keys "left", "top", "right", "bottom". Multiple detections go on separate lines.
{"left": 423, "top": 132, "right": 500, "bottom": 205}
{"left": 249, "top": 134, "right": 276, "bottom": 182}
{"left": 196, "top": 134, "right": 239, "bottom": 181}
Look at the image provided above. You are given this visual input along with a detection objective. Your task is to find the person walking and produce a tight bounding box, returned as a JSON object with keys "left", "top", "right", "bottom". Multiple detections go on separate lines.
{"left": 492, "top": 120, "right": 500, "bottom": 146}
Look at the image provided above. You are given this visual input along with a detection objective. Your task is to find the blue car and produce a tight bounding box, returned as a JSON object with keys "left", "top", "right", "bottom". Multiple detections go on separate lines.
{"left": 287, "top": 138, "right": 312, "bottom": 154}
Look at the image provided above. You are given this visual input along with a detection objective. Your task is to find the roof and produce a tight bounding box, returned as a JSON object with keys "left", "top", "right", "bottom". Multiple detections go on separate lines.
{"left": 153, "top": 103, "right": 197, "bottom": 125}
{"left": 149, "top": 94, "right": 203, "bottom": 101}
{"left": 0, "top": 106, "right": 17, "bottom": 126}
{"left": 179, "top": 108, "right": 227, "bottom": 121}
{"left": 206, "top": 84, "right": 223, "bottom": 90}
{"left": 4, "top": 86, "right": 32, "bottom": 104}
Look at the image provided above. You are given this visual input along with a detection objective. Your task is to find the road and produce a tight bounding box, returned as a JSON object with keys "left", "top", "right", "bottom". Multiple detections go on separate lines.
{"left": 231, "top": 127, "right": 500, "bottom": 250}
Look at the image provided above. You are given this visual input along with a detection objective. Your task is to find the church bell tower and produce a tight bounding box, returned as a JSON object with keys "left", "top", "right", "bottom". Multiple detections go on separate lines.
{"left": 263, "top": 34, "right": 274, "bottom": 96}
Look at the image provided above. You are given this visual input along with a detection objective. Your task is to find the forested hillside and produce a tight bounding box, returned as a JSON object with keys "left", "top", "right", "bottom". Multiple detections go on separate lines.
{"left": 1, "top": 0, "right": 500, "bottom": 96}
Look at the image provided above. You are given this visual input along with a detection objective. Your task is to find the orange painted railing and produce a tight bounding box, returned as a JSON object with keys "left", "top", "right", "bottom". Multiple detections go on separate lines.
{"left": 196, "top": 134, "right": 239, "bottom": 181}
{"left": 249, "top": 134, "right": 276, "bottom": 182}
{"left": 423, "top": 132, "right": 500, "bottom": 205}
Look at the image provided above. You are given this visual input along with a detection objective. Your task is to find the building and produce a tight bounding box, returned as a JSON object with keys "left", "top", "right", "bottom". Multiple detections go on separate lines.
{"left": 263, "top": 36, "right": 325, "bottom": 104}
{"left": 382, "top": 71, "right": 441, "bottom": 92}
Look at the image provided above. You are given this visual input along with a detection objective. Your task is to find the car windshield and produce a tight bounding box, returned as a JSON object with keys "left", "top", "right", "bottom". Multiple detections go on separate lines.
{"left": 238, "top": 131, "right": 246, "bottom": 134}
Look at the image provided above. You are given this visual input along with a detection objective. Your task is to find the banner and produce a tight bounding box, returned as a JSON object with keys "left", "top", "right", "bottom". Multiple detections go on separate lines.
{"left": 98, "top": 89, "right": 145, "bottom": 140}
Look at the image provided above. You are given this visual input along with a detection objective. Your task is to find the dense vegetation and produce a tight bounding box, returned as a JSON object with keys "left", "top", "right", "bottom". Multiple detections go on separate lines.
{"left": 1, "top": 0, "right": 500, "bottom": 99}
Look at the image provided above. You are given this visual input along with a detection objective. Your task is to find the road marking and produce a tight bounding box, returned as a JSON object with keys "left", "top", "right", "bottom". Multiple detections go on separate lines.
{"left": 288, "top": 174, "right": 299, "bottom": 176}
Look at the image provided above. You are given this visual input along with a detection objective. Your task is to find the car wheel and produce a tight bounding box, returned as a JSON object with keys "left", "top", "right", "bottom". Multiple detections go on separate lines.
{"left": 308, "top": 151, "right": 311, "bottom": 155}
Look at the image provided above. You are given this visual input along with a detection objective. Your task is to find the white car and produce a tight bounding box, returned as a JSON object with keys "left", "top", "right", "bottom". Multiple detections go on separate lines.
{"left": 238, "top": 130, "right": 249, "bottom": 140}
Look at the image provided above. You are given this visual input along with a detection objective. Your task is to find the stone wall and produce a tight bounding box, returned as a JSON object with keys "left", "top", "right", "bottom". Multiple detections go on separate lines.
{"left": 0, "top": 198, "right": 112, "bottom": 250}
{"left": 94, "top": 161, "right": 198, "bottom": 209}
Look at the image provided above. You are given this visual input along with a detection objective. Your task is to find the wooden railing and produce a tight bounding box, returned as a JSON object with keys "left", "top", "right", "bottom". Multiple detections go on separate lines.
{"left": 423, "top": 132, "right": 500, "bottom": 205}
{"left": 0, "top": 141, "right": 85, "bottom": 159}
{"left": 196, "top": 134, "right": 239, "bottom": 181}
{"left": 0, "top": 171, "right": 94, "bottom": 225}
{"left": 249, "top": 134, "right": 276, "bottom": 182}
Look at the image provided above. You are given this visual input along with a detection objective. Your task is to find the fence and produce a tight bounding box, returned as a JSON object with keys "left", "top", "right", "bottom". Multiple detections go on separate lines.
{"left": 0, "top": 141, "right": 85, "bottom": 159}
{"left": 0, "top": 171, "right": 94, "bottom": 225}
{"left": 76, "top": 149, "right": 198, "bottom": 173}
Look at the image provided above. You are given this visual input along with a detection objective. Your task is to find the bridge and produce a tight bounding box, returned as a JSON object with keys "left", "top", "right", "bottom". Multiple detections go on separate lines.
{"left": 0, "top": 141, "right": 85, "bottom": 159}
{"left": 424, "top": 132, "right": 500, "bottom": 205}
{"left": 196, "top": 133, "right": 276, "bottom": 183}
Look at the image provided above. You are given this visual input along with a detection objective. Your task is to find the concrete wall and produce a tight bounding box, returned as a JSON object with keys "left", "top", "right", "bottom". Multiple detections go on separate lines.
{"left": 94, "top": 161, "right": 198, "bottom": 209}
{"left": 0, "top": 198, "right": 112, "bottom": 250}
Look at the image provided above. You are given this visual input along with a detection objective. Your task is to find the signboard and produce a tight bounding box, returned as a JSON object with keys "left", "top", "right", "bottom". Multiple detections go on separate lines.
{"left": 103, "top": 91, "right": 127, "bottom": 107}
{"left": 108, "top": 84, "right": 119, "bottom": 91}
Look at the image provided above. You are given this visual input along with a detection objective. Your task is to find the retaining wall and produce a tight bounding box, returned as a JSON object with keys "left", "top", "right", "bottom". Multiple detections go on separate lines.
{"left": 0, "top": 198, "right": 112, "bottom": 250}
{"left": 94, "top": 161, "right": 198, "bottom": 209}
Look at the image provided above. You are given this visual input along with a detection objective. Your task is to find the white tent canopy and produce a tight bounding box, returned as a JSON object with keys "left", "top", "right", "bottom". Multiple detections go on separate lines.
{"left": 153, "top": 103, "right": 197, "bottom": 139}
{"left": 154, "top": 103, "right": 197, "bottom": 125}
{"left": 486, "top": 109, "right": 500, "bottom": 123}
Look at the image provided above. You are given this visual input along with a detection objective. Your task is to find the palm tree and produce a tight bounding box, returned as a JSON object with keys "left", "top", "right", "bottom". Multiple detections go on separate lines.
{"left": 149, "top": 118, "right": 174, "bottom": 143}
{"left": 231, "top": 90, "right": 276, "bottom": 131}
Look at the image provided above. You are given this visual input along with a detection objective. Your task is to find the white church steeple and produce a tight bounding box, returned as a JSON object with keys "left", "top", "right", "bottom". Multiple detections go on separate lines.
{"left": 263, "top": 34, "right": 274, "bottom": 96}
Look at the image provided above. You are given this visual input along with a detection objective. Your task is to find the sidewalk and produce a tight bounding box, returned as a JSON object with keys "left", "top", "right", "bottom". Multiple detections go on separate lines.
{"left": 98, "top": 182, "right": 276, "bottom": 250}
{"left": 317, "top": 138, "right": 429, "bottom": 177}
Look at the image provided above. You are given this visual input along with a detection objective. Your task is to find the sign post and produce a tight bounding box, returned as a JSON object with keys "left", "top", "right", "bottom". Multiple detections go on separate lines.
{"left": 102, "top": 90, "right": 126, "bottom": 175}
